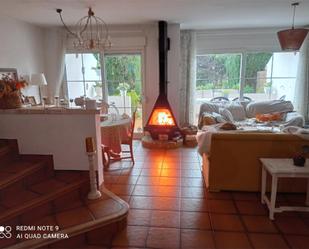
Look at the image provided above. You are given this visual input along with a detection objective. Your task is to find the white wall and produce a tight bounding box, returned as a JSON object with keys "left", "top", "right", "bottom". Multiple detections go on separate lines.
{"left": 0, "top": 15, "right": 45, "bottom": 75}
{"left": 0, "top": 15, "right": 45, "bottom": 102}
{"left": 168, "top": 24, "right": 181, "bottom": 123}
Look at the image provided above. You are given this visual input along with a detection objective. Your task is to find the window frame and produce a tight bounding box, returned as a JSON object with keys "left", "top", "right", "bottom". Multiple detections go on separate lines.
{"left": 64, "top": 49, "right": 146, "bottom": 136}
{"left": 196, "top": 50, "right": 298, "bottom": 101}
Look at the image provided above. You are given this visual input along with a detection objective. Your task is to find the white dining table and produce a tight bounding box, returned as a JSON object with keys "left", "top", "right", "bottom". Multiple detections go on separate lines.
{"left": 100, "top": 117, "right": 131, "bottom": 154}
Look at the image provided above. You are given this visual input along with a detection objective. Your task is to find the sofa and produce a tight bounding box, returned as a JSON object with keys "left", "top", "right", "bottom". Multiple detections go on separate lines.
{"left": 198, "top": 100, "right": 304, "bottom": 129}
{"left": 202, "top": 132, "right": 308, "bottom": 192}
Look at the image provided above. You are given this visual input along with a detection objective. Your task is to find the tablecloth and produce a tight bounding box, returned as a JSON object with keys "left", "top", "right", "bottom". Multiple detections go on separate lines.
{"left": 101, "top": 118, "right": 131, "bottom": 154}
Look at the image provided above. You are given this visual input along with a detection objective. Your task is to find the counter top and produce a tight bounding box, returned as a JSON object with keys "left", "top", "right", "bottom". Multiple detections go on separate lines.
{"left": 0, "top": 106, "right": 100, "bottom": 115}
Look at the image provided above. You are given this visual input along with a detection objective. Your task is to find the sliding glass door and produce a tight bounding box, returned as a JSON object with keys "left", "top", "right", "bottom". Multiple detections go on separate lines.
{"left": 64, "top": 52, "right": 143, "bottom": 133}
{"left": 195, "top": 51, "right": 299, "bottom": 123}
{"left": 104, "top": 53, "right": 143, "bottom": 133}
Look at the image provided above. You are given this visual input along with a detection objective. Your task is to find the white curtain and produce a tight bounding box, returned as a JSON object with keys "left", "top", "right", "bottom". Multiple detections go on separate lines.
{"left": 294, "top": 36, "right": 309, "bottom": 122}
{"left": 179, "top": 30, "right": 196, "bottom": 126}
{"left": 43, "top": 28, "right": 66, "bottom": 101}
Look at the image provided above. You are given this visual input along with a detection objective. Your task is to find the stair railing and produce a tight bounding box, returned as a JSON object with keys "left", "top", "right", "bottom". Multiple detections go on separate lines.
{"left": 85, "top": 137, "right": 102, "bottom": 200}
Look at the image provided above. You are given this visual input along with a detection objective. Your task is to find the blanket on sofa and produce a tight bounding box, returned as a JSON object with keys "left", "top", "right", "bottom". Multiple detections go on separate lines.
{"left": 196, "top": 125, "right": 276, "bottom": 155}
{"left": 198, "top": 100, "right": 304, "bottom": 128}
{"left": 282, "top": 126, "right": 309, "bottom": 140}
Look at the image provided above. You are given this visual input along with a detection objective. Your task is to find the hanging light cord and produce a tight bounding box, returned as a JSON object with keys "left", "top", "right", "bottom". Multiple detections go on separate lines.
{"left": 291, "top": 2, "right": 299, "bottom": 29}
{"left": 56, "top": 9, "right": 78, "bottom": 37}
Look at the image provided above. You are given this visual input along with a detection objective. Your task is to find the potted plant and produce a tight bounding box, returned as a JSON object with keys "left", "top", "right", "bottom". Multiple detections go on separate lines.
{"left": 93, "top": 82, "right": 102, "bottom": 97}
{"left": 293, "top": 145, "right": 309, "bottom": 167}
{"left": 117, "top": 83, "right": 130, "bottom": 96}
{"left": 0, "top": 75, "right": 28, "bottom": 109}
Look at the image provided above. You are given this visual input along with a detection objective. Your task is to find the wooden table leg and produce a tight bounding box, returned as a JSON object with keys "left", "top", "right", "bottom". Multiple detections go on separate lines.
{"left": 261, "top": 166, "right": 267, "bottom": 204}
{"left": 269, "top": 175, "right": 278, "bottom": 220}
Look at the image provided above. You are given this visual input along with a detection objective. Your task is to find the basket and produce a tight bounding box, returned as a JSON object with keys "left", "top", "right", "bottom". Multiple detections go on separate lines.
{"left": 180, "top": 126, "right": 198, "bottom": 136}
{"left": 0, "top": 92, "right": 22, "bottom": 109}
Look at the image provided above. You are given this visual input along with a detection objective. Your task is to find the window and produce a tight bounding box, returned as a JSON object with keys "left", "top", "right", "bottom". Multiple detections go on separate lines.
{"left": 65, "top": 52, "right": 143, "bottom": 133}
{"left": 244, "top": 52, "right": 299, "bottom": 102}
{"left": 65, "top": 53, "right": 102, "bottom": 100}
{"left": 196, "top": 53, "right": 241, "bottom": 101}
{"left": 195, "top": 51, "right": 299, "bottom": 121}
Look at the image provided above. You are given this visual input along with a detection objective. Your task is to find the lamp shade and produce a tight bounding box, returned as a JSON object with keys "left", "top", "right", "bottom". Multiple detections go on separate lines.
{"left": 277, "top": 28, "right": 308, "bottom": 51}
{"left": 30, "top": 73, "right": 47, "bottom": 86}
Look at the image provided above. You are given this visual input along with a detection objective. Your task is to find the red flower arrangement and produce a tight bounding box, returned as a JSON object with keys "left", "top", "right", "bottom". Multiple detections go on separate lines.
{"left": 0, "top": 74, "right": 28, "bottom": 109}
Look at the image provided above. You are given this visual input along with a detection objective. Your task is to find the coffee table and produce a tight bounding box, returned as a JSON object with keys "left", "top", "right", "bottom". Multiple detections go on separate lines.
{"left": 260, "top": 158, "right": 309, "bottom": 220}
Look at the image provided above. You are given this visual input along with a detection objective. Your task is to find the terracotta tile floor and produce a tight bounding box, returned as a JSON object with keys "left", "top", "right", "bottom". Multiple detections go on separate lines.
{"left": 105, "top": 141, "right": 309, "bottom": 249}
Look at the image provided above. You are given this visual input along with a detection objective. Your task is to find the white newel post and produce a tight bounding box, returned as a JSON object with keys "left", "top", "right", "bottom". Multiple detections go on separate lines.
{"left": 85, "top": 137, "right": 102, "bottom": 200}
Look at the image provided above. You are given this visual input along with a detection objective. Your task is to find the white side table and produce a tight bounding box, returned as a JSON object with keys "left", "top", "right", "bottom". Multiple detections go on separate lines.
{"left": 260, "top": 158, "right": 309, "bottom": 220}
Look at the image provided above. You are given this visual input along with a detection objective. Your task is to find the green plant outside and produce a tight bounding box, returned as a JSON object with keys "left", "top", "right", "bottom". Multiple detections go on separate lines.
{"left": 196, "top": 53, "right": 272, "bottom": 92}
{"left": 92, "top": 54, "right": 142, "bottom": 115}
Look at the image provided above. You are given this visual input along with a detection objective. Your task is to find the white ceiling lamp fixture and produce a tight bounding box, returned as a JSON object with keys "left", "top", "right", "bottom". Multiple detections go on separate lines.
{"left": 277, "top": 2, "right": 308, "bottom": 51}
{"left": 56, "top": 7, "right": 112, "bottom": 51}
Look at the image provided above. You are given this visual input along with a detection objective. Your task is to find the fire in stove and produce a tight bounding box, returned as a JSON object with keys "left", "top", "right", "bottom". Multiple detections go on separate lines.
{"left": 149, "top": 108, "right": 175, "bottom": 126}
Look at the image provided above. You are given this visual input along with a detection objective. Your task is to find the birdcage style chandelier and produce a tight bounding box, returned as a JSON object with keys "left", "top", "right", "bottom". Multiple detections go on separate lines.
{"left": 56, "top": 7, "right": 111, "bottom": 51}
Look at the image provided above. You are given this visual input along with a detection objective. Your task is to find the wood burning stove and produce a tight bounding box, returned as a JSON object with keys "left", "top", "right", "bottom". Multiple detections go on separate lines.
{"left": 144, "top": 21, "right": 181, "bottom": 140}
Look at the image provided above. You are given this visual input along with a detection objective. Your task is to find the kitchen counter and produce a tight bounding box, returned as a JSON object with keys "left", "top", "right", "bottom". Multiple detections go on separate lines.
{"left": 0, "top": 107, "right": 104, "bottom": 184}
{"left": 0, "top": 106, "right": 100, "bottom": 115}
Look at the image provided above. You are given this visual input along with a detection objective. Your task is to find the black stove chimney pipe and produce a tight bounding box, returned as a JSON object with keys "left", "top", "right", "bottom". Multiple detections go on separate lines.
{"left": 158, "top": 21, "right": 169, "bottom": 96}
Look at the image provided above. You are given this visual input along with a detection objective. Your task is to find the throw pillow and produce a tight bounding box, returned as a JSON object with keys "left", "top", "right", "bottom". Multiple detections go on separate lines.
{"left": 246, "top": 100, "right": 294, "bottom": 118}
{"left": 255, "top": 112, "right": 283, "bottom": 122}
{"left": 218, "top": 122, "right": 237, "bottom": 130}
{"left": 219, "top": 108, "right": 234, "bottom": 122}
{"left": 198, "top": 112, "right": 216, "bottom": 129}
{"left": 212, "top": 112, "right": 227, "bottom": 123}
{"left": 226, "top": 102, "right": 246, "bottom": 121}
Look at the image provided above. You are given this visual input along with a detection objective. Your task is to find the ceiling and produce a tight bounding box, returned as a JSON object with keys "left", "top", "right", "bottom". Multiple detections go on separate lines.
{"left": 1, "top": 0, "right": 309, "bottom": 29}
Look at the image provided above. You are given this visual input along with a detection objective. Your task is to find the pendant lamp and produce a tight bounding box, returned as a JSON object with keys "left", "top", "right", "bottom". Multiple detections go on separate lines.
{"left": 277, "top": 2, "right": 308, "bottom": 51}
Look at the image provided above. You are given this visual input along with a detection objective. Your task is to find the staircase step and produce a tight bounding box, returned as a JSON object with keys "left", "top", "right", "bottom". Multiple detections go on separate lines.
{"left": 5, "top": 188, "right": 129, "bottom": 249}
{"left": 0, "top": 138, "right": 129, "bottom": 249}
{"left": 0, "top": 139, "right": 19, "bottom": 164}
{"left": 0, "top": 176, "right": 89, "bottom": 223}
{"left": 0, "top": 159, "right": 48, "bottom": 190}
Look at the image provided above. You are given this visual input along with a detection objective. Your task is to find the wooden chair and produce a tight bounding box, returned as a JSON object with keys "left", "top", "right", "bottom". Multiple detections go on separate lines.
{"left": 120, "top": 110, "right": 137, "bottom": 165}
{"left": 210, "top": 96, "right": 229, "bottom": 102}
{"left": 232, "top": 96, "right": 252, "bottom": 102}
{"left": 101, "top": 110, "right": 137, "bottom": 169}
{"left": 101, "top": 145, "right": 110, "bottom": 170}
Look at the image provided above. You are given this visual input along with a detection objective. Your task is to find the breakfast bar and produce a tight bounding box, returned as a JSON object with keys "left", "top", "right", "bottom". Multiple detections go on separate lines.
{"left": 0, "top": 107, "right": 104, "bottom": 184}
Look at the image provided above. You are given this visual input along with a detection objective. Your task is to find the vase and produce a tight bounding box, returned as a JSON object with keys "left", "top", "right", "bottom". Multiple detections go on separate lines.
{"left": 293, "top": 156, "right": 306, "bottom": 167}
{"left": 0, "top": 92, "right": 22, "bottom": 109}
{"left": 94, "top": 87, "right": 102, "bottom": 97}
